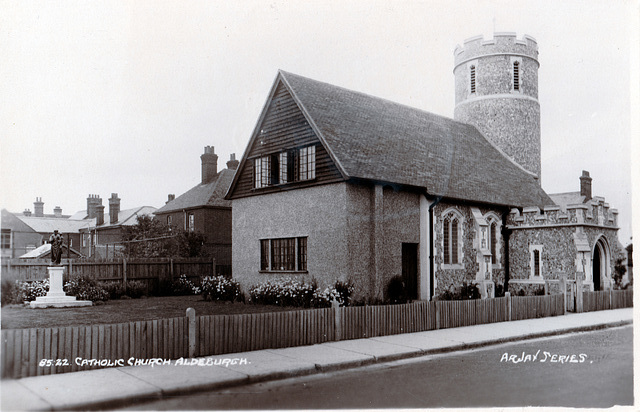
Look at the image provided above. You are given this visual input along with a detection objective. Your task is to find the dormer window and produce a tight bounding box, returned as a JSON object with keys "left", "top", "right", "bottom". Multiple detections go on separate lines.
{"left": 513, "top": 61, "right": 520, "bottom": 91}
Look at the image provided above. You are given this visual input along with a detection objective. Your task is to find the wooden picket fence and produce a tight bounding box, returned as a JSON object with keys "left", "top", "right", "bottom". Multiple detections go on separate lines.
{"left": 582, "top": 289, "right": 633, "bottom": 312}
{"left": 1, "top": 258, "right": 231, "bottom": 295}
{"left": 1, "top": 292, "right": 579, "bottom": 379}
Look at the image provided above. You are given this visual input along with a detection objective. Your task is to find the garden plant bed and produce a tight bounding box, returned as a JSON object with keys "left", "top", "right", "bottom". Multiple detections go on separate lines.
{"left": 1, "top": 295, "right": 299, "bottom": 330}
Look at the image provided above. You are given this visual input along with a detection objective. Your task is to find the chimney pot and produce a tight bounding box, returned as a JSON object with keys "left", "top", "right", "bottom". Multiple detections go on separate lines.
{"left": 34, "top": 197, "right": 44, "bottom": 217}
{"left": 54, "top": 206, "right": 62, "bottom": 218}
{"left": 166, "top": 194, "right": 176, "bottom": 204}
{"left": 201, "top": 146, "right": 218, "bottom": 184}
{"left": 109, "top": 193, "right": 120, "bottom": 224}
{"left": 226, "top": 153, "right": 239, "bottom": 170}
{"left": 580, "top": 170, "right": 592, "bottom": 202}
{"left": 23, "top": 209, "right": 32, "bottom": 216}
{"left": 96, "top": 204, "right": 105, "bottom": 226}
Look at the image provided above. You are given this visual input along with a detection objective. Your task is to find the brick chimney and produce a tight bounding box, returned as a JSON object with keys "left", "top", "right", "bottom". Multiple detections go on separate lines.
{"left": 96, "top": 204, "right": 105, "bottom": 226}
{"left": 580, "top": 170, "right": 592, "bottom": 202}
{"left": 226, "top": 153, "right": 239, "bottom": 170}
{"left": 86, "top": 194, "right": 102, "bottom": 219}
{"left": 34, "top": 197, "right": 44, "bottom": 217}
{"left": 201, "top": 146, "right": 218, "bottom": 184}
{"left": 166, "top": 194, "right": 175, "bottom": 204}
{"left": 109, "top": 193, "right": 120, "bottom": 224}
{"left": 54, "top": 206, "right": 62, "bottom": 218}
{"left": 23, "top": 209, "right": 32, "bottom": 216}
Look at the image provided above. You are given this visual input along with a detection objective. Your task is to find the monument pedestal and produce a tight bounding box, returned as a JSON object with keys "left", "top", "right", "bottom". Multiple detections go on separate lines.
{"left": 30, "top": 266, "right": 92, "bottom": 308}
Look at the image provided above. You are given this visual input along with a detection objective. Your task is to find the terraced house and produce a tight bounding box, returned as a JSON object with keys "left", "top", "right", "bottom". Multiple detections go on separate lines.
{"left": 225, "top": 33, "right": 622, "bottom": 302}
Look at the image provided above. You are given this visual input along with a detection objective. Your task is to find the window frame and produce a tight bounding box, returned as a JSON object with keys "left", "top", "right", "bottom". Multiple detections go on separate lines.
{"left": 529, "top": 245, "right": 543, "bottom": 279}
{"left": 1, "top": 229, "right": 11, "bottom": 249}
{"left": 442, "top": 209, "right": 464, "bottom": 268}
{"left": 260, "top": 236, "right": 308, "bottom": 273}
{"left": 252, "top": 144, "right": 317, "bottom": 190}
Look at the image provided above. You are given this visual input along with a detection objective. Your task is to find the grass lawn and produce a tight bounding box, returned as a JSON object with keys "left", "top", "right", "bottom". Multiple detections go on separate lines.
{"left": 1, "top": 295, "right": 299, "bottom": 330}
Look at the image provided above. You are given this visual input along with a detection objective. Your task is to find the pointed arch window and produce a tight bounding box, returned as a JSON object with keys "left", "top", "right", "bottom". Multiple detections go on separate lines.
{"left": 443, "top": 214, "right": 462, "bottom": 265}
{"left": 490, "top": 222, "right": 497, "bottom": 264}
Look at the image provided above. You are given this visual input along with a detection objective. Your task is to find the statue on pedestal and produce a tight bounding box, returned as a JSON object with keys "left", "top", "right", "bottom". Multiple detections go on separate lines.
{"left": 49, "top": 230, "right": 64, "bottom": 265}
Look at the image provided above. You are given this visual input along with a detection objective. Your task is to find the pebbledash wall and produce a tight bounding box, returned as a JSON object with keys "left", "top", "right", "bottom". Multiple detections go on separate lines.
{"left": 232, "top": 182, "right": 421, "bottom": 301}
{"left": 507, "top": 197, "right": 620, "bottom": 293}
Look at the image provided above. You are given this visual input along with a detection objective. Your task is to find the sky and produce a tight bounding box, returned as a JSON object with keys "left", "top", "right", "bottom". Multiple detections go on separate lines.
{"left": 1, "top": 0, "right": 638, "bottom": 245}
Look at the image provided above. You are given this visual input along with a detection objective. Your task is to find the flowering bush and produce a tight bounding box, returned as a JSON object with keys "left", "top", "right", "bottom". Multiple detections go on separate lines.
{"left": 201, "top": 275, "right": 241, "bottom": 302}
{"left": 9, "top": 279, "right": 50, "bottom": 303}
{"left": 100, "top": 282, "right": 126, "bottom": 300}
{"left": 249, "top": 278, "right": 352, "bottom": 308}
{"left": 171, "top": 275, "right": 201, "bottom": 296}
{"left": 64, "top": 276, "right": 109, "bottom": 302}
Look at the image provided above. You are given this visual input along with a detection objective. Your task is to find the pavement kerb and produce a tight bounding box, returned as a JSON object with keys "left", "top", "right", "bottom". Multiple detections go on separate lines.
{"left": 3, "top": 317, "right": 632, "bottom": 412}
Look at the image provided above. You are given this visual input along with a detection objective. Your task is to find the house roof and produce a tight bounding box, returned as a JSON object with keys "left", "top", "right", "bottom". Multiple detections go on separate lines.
{"left": 229, "top": 71, "right": 553, "bottom": 208}
{"left": 91, "top": 206, "right": 158, "bottom": 229}
{"left": 548, "top": 192, "right": 585, "bottom": 211}
{"left": 1, "top": 209, "right": 38, "bottom": 233}
{"left": 19, "top": 243, "right": 83, "bottom": 259}
{"left": 155, "top": 168, "right": 235, "bottom": 214}
{"left": 17, "top": 215, "right": 92, "bottom": 233}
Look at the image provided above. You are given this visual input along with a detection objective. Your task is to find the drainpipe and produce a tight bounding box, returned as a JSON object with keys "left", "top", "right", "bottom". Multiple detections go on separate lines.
{"left": 501, "top": 209, "right": 512, "bottom": 294}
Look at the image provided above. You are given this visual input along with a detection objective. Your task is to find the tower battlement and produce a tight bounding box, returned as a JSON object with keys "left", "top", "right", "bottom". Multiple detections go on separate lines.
{"left": 454, "top": 33, "right": 538, "bottom": 68}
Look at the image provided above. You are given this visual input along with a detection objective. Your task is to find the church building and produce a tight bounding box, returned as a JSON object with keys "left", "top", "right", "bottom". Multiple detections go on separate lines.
{"left": 225, "top": 33, "right": 621, "bottom": 301}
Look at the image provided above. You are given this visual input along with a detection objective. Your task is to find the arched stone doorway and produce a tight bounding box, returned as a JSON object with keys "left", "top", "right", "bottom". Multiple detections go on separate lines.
{"left": 592, "top": 237, "right": 610, "bottom": 291}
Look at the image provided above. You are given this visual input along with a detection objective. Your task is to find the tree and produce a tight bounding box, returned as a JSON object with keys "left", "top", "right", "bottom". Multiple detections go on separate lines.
{"left": 120, "top": 215, "right": 208, "bottom": 258}
{"left": 613, "top": 252, "right": 627, "bottom": 289}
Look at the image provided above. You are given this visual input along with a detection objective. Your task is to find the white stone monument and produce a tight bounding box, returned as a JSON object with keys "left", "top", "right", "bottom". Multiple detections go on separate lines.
{"left": 30, "top": 266, "right": 92, "bottom": 308}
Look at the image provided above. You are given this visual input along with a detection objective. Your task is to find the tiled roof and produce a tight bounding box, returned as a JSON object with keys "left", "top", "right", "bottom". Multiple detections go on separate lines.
{"left": 548, "top": 192, "right": 585, "bottom": 211}
{"left": 17, "top": 216, "right": 92, "bottom": 233}
{"left": 95, "top": 206, "right": 158, "bottom": 228}
{"left": 278, "top": 71, "right": 553, "bottom": 208}
{"left": 19, "top": 243, "right": 82, "bottom": 259}
{"left": 155, "top": 168, "right": 235, "bottom": 214}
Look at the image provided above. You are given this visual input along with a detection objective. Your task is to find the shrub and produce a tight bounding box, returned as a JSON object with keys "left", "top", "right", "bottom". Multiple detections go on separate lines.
{"left": 460, "top": 282, "right": 481, "bottom": 300}
{"left": 10, "top": 279, "right": 50, "bottom": 302}
{"left": 100, "top": 282, "right": 126, "bottom": 300}
{"left": 125, "top": 281, "right": 148, "bottom": 299}
{"left": 386, "top": 276, "right": 407, "bottom": 304}
{"left": 201, "top": 275, "right": 241, "bottom": 302}
{"left": 334, "top": 280, "right": 354, "bottom": 307}
{"left": 64, "top": 276, "right": 109, "bottom": 302}
{"left": 494, "top": 283, "right": 505, "bottom": 298}
{"left": 171, "top": 275, "right": 201, "bottom": 296}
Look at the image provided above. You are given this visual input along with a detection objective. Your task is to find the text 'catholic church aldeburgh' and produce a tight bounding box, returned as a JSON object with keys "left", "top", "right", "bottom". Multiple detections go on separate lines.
{"left": 225, "top": 33, "right": 621, "bottom": 301}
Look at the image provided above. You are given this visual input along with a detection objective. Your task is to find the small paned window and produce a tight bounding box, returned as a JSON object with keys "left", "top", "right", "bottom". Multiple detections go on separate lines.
{"left": 490, "top": 222, "right": 497, "bottom": 264}
{"left": 188, "top": 213, "right": 195, "bottom": 232}
{"left": 470, "top": 65, "right": 476, "bottom": 94}
{"left": 167, "top": 215, "right": 172, "bottom": 226}
{"left": 529, "top": 245, "right": 543, "bottom": 279}
{"left": 279, "top": 152, "right": 288, "bottom": 184}
{"left": 297, "top": 237, "right": 307, "bottom": 271}
{"left": 260, "top": 237, "right": 308, "bottom": 272}
{"left": 443, "top": 215, "right": 461, "bottom": 265}
{"left": 260, "top": 240, "right": 269, "bottom": 270}
{"left": 513, "top": 61, "right": 520, "bottom": 91}
{"left": 1, "top": 229, "right": 10, "bottom": 249}
{"left": 299, "top": 145, "right": 316, "bottom": 181}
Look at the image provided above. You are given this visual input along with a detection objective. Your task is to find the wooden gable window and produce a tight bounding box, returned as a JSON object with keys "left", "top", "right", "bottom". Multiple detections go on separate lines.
{"left": 253, "top": 145, "right": 316, "bottom": 189}
{"left": 298, "top": 145, "right": 316, "bottom": 181}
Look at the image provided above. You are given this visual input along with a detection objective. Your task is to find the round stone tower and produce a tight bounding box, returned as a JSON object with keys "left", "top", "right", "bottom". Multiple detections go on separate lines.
{"left": 453, "top": 33, "right": 541, "bottom": 180}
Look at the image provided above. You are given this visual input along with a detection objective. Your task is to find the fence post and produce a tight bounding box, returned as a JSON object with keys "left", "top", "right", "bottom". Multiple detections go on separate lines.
{"left": 575, "top": 274, "right": 583, "bottom": 313}
{"left": 187, "top": 307, "right": 196, "bottom": 358}
{"left": 505, "top": 292, "right": 511, "bottom": 321}
{"left": 435, "top": 302, "right": 440, "bottom": 329}
{"left": 123, "top": 258, "right": 128, "bottom": 293}
{"left": 332, "top": 299, "right": 342, "bottom": 341}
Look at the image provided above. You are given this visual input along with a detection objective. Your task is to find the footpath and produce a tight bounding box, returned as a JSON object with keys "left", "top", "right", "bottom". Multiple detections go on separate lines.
{"left": 1, "top": 308, "right": 633, "bottom": 411}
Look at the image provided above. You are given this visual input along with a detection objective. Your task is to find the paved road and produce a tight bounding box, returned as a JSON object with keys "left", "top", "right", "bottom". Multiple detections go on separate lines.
{"left": 125, "top": 326, "right": 634, "bottom": 410}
